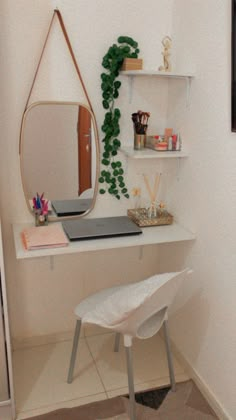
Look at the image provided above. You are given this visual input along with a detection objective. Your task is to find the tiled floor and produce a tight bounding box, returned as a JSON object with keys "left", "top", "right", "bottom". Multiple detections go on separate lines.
{"left": 13, "top": 331, "right": 189, "bottom": 419}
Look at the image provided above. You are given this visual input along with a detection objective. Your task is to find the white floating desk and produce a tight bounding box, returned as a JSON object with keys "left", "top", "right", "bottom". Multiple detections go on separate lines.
{"left": 13, "top": 222, "right": 195, "bottom": 260}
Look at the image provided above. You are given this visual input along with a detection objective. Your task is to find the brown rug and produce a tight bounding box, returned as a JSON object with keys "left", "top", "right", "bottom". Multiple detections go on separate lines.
{"left": 27, "top": 380, "right": 218, "bottom": 419}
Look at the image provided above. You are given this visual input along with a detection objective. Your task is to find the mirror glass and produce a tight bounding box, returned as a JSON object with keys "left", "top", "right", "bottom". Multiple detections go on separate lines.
{"left": 20, "top": 101, "right": 99, "bottom": 220}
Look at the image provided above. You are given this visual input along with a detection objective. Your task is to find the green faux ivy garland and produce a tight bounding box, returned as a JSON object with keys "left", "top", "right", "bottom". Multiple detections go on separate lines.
{"left": 99, "top": 36, "right": 140, "bottom": 199}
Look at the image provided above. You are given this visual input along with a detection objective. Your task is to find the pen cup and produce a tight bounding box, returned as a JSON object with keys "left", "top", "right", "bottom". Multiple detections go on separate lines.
{"left": 34, "top": 211, "right": 48, "bottom": 227}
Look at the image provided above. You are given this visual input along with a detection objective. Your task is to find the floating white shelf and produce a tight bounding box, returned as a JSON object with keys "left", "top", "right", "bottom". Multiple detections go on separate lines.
{"left": 120, "top": 69, "right": 195, "bottom": 106}
{"left": 13, "top": 221, "right": 195, "bottom": 260}
{"left": 121, "top": 147, "right": 188, "bottom": 159}
{"left": 120, "top": 69, "right": 194, "bottom": 79}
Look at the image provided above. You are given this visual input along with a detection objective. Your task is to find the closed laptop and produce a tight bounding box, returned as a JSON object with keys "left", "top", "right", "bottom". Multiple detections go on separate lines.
{"left": 62, "top": 216, "right": 142, "bottom": 241}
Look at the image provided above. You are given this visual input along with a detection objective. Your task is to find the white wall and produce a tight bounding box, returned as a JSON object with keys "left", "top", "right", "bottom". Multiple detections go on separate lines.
{"left": 163, "top": 1, "right": 236, "bottom": 419}
{"left": 0, "top": 2, "right": 175, "bottom": 340}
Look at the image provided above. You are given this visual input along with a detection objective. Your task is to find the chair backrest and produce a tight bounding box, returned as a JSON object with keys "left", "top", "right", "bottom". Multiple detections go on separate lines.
{"left": 116, "top": 269, "right": 192, "bottom": 338}
{"left": 82, "top": 269, "right": 192, "bottom": 339}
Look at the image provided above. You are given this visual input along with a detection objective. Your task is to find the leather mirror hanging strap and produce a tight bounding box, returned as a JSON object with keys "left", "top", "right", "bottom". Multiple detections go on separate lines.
{"left": 24, "top": 9, "right": 94, "bottom": 112}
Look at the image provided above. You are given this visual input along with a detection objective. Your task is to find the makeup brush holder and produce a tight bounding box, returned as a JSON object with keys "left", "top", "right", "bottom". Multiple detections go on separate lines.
{"left": 134, "top": 134, "right": 146, "bottom": 150}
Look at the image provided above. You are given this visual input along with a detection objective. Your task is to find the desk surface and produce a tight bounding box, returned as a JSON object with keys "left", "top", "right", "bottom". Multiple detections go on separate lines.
{"left": 13, "top": 222, "right": 195, "bottom": 259}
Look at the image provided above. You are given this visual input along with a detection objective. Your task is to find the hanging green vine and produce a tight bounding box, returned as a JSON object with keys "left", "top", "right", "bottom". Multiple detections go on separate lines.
{"left": 99, "top": 36, "right": 140, "bottom": 199}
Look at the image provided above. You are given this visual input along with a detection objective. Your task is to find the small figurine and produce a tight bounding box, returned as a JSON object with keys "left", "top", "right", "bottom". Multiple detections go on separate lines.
{"left": 159, "top": 36, "right": 172, "bottom": 72}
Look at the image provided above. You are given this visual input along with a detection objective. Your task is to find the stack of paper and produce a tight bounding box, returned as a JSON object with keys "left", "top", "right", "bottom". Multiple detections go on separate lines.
{"left": 21, "top": 224, "right": 69, "bottom": 250}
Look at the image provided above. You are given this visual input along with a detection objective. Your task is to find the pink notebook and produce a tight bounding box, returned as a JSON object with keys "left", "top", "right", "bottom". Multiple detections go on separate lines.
{"left": 21, "top": 224, "right": 69, "bottom": 250}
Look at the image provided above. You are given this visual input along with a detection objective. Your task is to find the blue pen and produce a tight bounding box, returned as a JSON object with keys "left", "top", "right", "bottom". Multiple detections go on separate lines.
{"left": 36, "top": 195, "right": 41, "bottom": 209}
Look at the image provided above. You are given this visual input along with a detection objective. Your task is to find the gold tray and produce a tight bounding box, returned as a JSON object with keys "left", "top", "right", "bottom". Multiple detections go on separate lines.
{"left": 127, "top": 208, "right": 173, "bottom": 227}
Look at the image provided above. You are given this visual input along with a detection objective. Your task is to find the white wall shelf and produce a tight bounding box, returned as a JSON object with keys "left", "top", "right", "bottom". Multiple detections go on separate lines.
{"left": 120, "top": 69, "right": 195, "bottom": 106}
{"left": 120, "top": 147, "right": 188, "bottom": 159}
{"left": 120, "top": 69, "right": 194, "bottom": 79}
{"left": 13, "top": 221, "right": 195, "bottom": 260}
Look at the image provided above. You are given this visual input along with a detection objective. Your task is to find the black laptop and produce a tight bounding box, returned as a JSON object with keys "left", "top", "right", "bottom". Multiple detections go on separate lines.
{"left": 51, "top": 199, "right": 92, "bottom": 217}
{"left": 62, "top": 216, "right": 142, "bottom": 241}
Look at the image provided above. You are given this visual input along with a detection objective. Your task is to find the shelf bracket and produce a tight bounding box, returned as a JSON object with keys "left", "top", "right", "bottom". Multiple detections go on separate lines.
{"left": 186, "top": 77, "right": 192, "bottom": 108}
{"left": 177, "top": 157, "right": 181, "bottom": 181}
{"left": 128, "top": 76, "right": 134, "bottom": 103}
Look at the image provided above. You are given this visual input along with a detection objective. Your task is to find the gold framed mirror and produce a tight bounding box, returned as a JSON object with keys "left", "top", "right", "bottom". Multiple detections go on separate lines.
{"left": 20, "top": 100, "right": 100, "bottom": 221}
{"left": 19, "top": 10, "right": 100, "bottom": 222}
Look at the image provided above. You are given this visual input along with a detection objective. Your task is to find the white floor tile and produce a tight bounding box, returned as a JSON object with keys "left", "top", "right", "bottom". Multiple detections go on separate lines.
{"left": 16, "top": 393, "right": 107, "bottom": 419}
{"left": 86, "top": 332, "right": 188, "bottom": 392}
{"left": 13, "top": 339, "right": 105, "bottom": 414}
{"left": 13, "top": 332, "right": 189, "bottom": 419}
{"left": 107, "top": 374, "right": 189, "bottom": 399}
{"left": 83, "top": 324, "right": 111, "bottom": 337}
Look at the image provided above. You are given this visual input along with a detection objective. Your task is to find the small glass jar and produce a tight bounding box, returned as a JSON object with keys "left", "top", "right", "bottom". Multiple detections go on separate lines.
{"left": 34, "top": 211, "right": 48, "bottom": 227}
{"left": 134, "top": 134, "right": 146, "bottom": 150}
{"left": 147, "top": 202, "right": 158, "bottom": 219}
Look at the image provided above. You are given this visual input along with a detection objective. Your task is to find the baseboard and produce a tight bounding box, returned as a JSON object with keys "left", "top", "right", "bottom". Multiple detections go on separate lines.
{"left": 0, "top": 399, "right": 14, "bottom": 420}
{"left": 12, "top": 330, "right": 74, "bottom": 350}
{"left": 171, "top": 340, "right": 232, "bottom": 420}
{"left": 12, "top": 325, "right": 109, "bottom": 350}
{"left": 0, "top": 399, "right": 11, "bottom": 407}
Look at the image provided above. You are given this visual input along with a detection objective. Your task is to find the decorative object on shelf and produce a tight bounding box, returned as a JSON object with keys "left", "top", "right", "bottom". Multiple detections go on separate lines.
{"left": 159, "top": 201, "right": 167, "bottom": 214}
{"left": 121, "top": 57, "right": 143, "bottom": 70}
{"left": 164, "top": 128, "right": 173, "bottom": 142}
{"left": 158, "top": 36, "right": 172, "bottom": 72}
{"left": 127, "top": 207, "right": 173, "bottom": 227}
{"left": 145, "top": 133, "right": 182, "bottom": 152}
{"left": 152, "top": 136, "right": 168, "bottom": 151}
{"left": 100, "top": 36, "right": 140, "bottom": 200}
{"left": 143, "top": 173, "right": 161, "bottom": 219}
{"left": 132, "top": 110, "right": 150, "bottom": 150}
{"left": 131, "top": 187, "right": 141, "bottom": 209}
{"left": 32, "top": 193, "right": 49, "bottom": 226}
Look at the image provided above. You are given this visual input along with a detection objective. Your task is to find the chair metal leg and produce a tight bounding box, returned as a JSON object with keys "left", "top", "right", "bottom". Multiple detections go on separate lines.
{"left": 114, "top": 332, "right": 121, "bottom": 352}
{"left": 125, "top": 345, "right": 136, "bottom": 420}
{"left": 67, "top": 319, "right": 81, "bottom": 384}
{"left": 163, "top": 319, "right": 176, "bottom": 392}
